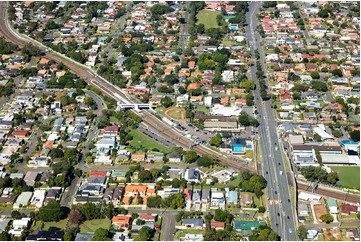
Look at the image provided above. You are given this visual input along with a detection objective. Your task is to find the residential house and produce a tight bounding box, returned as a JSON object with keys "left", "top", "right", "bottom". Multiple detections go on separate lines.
{"left": 346, "top": 228, "right": 360, "bottom": 241}
{"left": 327, "top": 198, "right": 338, "bottom": 214}
{"left": 298, "top": 203, "right": 309, "bottom": 216}
{"left": 210, "top": 192, "right": 225, "bottom": 209}
{"left": 24, "top": 171, "right": 40, "bottom": 186}
{"left": 341, "top": 203, "right": 358, "bottom": 215}
{"left": 182, "top": 219, "right": 204, "bottom": 229}
{"left": 9, "top": 218, "right": 32, "bottom": 237}
{"left": 168, "top": 152, "right": 182, "bottom": 162}
{"left": 227, "top": 190, "right": 239, "bottom": 205}
{"left": 240, "top": 193, "right": 253, "bottom": 207}
{"left": 112, "top": 215, "right": 131, "bottom": 231}
{"left": 26, "top": 227, "right": 64, "bottom": 241}
{"left": 184, "top": 168, "right": 200, "bottom": 183}
{"left": 210, "top": 220, "right": 225, "bottom": 230}
{"left": 233, "top": 220, "right": 267, "bottom": 231}
{"left": 30, "top": 190, "right": 46, "bottom": 209}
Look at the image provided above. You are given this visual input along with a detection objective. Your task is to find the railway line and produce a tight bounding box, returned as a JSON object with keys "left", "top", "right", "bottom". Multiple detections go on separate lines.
{"left": 298, "top": 184, "right": 360, "bottom": 204}
{"left": 0, "top": 2, "right": 254, "bottom": 172}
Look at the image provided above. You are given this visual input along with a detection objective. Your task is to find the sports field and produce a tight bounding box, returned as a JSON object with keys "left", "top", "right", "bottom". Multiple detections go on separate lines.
{"left": 196, "top": 10, "right": 221, "bottom": 29}
{"left": 329, "top": 166, "right": 360, "bottom": 189}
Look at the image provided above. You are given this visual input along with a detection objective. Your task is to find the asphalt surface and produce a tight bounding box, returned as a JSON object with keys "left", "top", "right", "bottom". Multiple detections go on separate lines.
{"left": 179, "top": 2, "right": 190, "bottom": 55}
{"left": 246, "top": 2, "right": 297, "bottom": 240}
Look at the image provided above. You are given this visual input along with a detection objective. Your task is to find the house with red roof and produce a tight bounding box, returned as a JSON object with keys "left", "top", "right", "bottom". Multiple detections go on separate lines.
{"left": 103, "top": 126, "right": 120, "bottom": 135}
{"left": 89, "top": 171, "right": 108, "bottom": 177}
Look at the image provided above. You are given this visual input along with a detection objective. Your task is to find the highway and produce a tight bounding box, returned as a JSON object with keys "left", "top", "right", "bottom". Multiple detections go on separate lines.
{"left": 246, "top": 2, "right": 297, "bottom": 240}
{"left": 0, "top": 1, "right": 254, "bottom": 173}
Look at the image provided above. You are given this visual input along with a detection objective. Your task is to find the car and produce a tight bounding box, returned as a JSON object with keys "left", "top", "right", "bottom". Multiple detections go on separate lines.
{"left": 288, "top": 199, "right": 290, "bottom": 202}
{"left": 266, "top": 171, "right": 268, "bottom": 174}
{"left": 287, "top": 216, "right": 290, "bottom": 219}
{"left": 277, "top": 213, "right": 280, "bottom": 216}
{"left": 278, "top": 163, "right": 281, "bottom": 165}
{"left": 275, "top": 191, "right": 277, "bottom": 194}
{"left": 289, "top": 229, "right": 292, "bottom": 233}
{"left": 276, "top": 223, "right": 278, "bottom": 226}
{"left": 283, "top": 212, "right": 286, "bottom": 215}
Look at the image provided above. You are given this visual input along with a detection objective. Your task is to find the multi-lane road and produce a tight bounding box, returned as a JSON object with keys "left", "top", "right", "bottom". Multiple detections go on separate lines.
{"left": 246, "top": 2, "right": 297, "bottom": 240}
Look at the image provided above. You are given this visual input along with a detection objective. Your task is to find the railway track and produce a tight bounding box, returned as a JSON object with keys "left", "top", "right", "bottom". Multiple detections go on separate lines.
{"left": 298, "top": 184, "right": 360, "bottom": 204}
{"left": 0, "top": 2, "right": 254, "bottom": 172}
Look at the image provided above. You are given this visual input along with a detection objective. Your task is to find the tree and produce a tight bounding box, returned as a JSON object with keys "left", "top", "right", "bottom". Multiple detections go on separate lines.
{"left": 350, "top": 130, "right": 360, "bottom": 142}
{"left": 50, "top": 148, "right": 64, "bottom": 159}
{"left": 310, "top": 71, "right": 320, "bottom": 79}
{"left": 134, "top": 226, "right": 151, "bottom": 241}
{"left": 249, "top": 225, "right": 279, "bottom": 241}
{"left": 0, "top": 232, "right": 9, "bottom": 241}
{"left": 147, "top": 196, "right": 162, "bottom": 208}
{"left": 214, "top": 209, "right": 233, "bottom": 222}
{"left": 92, "top": 228, "right": 111, "bottom": 241}
{"left": 332, "top": 69, "right": 343, "bottom": 77}
{"left": 38, "top": 201, "right": 63, "bottom": 222}
{"left": 138, "top": 170, "right": 153, "bottom": 183}
{"left": 209, "top": 134, "right": 222, "bottom": 147}
{"left": 161, "top": 96, "right": 173, "bottom": 108}
{"left": 297, "top": 225, "right": 307, "bottom": 241}
{"left": 67, "top": 209, "right": 84, "bottom": 228}
{"left": 184, "top": 151, "right": 198, "bottom": 163}
{"left": 196, "top": 156, "right": 212, "bottom": 167}
{"left": 327, "top": 172, "right": 339, "bottom": 185}
{"left": 238, "top": 111, "right": 250, "bottom": 126}
{"left": 258, "top": 206, "right": 266, "bottom": 213}
{"left": 331, "top": 129, "right": 342, "bottom": 138}
{"left": 320, "top": 213, "right": 334, "bottom": 223}
{"left": 318, "top": 9, "right": 330, "bottom": 18}
{"left": 311, "top": 81, "right": 328, "bottom": 92}
{"left": 63, "top": 232, "right": 73, "bottom": 241}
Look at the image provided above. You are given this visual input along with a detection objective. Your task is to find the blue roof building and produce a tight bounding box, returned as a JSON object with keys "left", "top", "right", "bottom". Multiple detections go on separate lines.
{"left": 228, "top": 191, "right": 239, "bottom": 204}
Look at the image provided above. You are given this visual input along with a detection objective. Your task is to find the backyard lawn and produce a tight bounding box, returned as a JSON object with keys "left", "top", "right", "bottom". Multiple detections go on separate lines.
{"left": 80, "top": 219, "right": 111, "bottom": 233}
{"left": 43, "top": 219, "right": 68, "bottom": 230}
{"left": 329, "top": 166, "right": 360, "bottom": 189}
{"left": 196, "top": 10, "right": 221, "bottom": 29}
{"left": 129, "top": 129, "right": 171, "bottom": 153}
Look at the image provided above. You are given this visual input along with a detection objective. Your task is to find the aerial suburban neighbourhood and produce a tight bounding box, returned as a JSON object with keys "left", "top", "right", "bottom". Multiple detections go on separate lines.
{"left": 0, "top": 0, "right": 359, "bottom": 241}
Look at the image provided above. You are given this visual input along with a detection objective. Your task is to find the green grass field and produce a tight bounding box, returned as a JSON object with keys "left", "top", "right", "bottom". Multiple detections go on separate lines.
{"left": 167, "top": 109, "right": 183, "bottom": 120}
{"left": 196, "top": 10, "right": 221, "bottom": 29}
{"left": 129, "top": 129, "right": 171, "bottom": 153}
{"left": 80, "top": 219, "right": 111, "bottom": 233}
{"left": 43, "top": 219, "right": 68, "bottom": 230}
{"left": 329, "top": 166, "right": 360, "bottom": 189}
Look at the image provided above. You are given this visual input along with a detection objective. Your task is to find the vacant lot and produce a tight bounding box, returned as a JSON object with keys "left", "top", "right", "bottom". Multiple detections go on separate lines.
{"left": 329, "top": 166, "right": 360, "bottom": 189}
{"left": 313, "top": 203, "right": 328, "bottom": 222}
{"left": 80, "top": 219, "right": 111, "bottom": 233}
{"left": 196, "top": 10, "right": 221, "bottom": 29}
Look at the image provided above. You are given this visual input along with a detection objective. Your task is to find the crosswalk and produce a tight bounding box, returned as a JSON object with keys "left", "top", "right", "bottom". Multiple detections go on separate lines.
{"left": 269, "top": 200, "right": 280, "bottom": 205}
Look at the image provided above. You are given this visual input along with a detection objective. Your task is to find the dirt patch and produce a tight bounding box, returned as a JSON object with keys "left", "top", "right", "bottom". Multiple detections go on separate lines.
{"left": 323, "top": 228, "right": 341, "bottom": 241}
{"left": 165, "top": 107, "right": 185, "bottom": 122}
{"left": 313, "top": 203, "right": 328, "bottom": 222}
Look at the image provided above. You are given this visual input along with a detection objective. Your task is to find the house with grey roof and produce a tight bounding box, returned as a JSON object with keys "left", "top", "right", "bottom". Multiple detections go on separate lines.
{"left": 184, "top": 168, "right": 200, "bottom": 183}
{"left": 182, "top": 219, "right": 204, "bottom": 229}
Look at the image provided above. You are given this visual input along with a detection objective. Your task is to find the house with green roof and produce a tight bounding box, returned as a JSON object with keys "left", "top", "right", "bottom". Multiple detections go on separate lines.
{"left": 111, "top": 171, "right": 127, "bottom": 181}
{"left": 326, "top": 198, "right": 338, "bottom": 214}
{"left": 233, "top": 220, "right": 266, "bottom": 231}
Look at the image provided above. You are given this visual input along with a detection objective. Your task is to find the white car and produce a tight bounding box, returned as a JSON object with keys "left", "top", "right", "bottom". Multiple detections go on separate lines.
{"left": 289, "top": 229, "right": 292, "bottom": 233}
